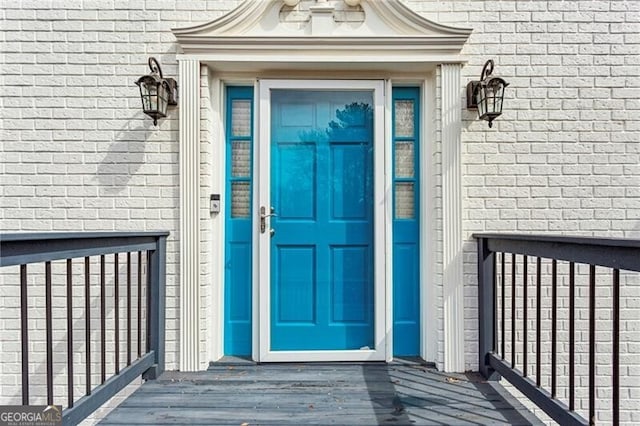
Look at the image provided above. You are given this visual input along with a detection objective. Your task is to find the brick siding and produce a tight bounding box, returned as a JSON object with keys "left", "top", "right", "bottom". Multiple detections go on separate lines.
{"left": 1, "top": 0, "right": 639, "bottom": 423}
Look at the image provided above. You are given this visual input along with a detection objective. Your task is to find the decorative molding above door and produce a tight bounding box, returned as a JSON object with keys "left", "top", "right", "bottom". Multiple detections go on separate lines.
{"left": 172, "top": 0, "right": 472, "bottom": 71}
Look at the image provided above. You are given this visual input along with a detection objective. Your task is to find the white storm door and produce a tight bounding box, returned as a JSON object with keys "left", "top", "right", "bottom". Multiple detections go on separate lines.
{"left": 256, "top": 80, "right": 387, "bottom": 362}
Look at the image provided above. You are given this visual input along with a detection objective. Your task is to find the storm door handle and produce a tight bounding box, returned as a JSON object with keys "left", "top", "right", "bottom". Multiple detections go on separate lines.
{"left": 260, "top": 206, "right": 277, "bottom": 233}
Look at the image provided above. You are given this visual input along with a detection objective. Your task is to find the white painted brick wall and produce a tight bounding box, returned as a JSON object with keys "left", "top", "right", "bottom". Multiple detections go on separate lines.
{"left": 0, "top": 0, "right": 243, "bottom": 410}
{"left": 2, "top": 0, "right": 639, "bottom": 423}
{"left": 406, "top": 1, "right": 640, "bottom": 423}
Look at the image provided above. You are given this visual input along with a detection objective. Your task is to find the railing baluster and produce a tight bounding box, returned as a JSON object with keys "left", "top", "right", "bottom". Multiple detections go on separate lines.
{"left": 613, "top": 269, "right": 619, "bottom": 426}
{"left": 138, "top": 251, "right": 142, "bottom": 359}
{"left": 146, "top": 250, "right": 151, "bottom": 354}
{"left": 589, "top": 265, "right": 596, "bottom": 425}
{"left": 511, "top": 253, "right": 516, "bottom": 369}
{"left": 144, "top": 237, "right": 167, "bottom": 379}
{"left": 115, "top": 253, "right": 119, "bottom": 374}
{"left": 501, "top": 252, "right": 505, "bottom": 360}
{"left": 523, "top": 255, "right": 527, "bottom": 377}
{"left": 569, "top": 261, "right": 575, "bottom": 410}
{"left": 46, "top": 261, "right": 53, "bottom": 405}
{"left": 67, "top": 259, "right": 74, "bottom": 408}
{"left": 127, "top": 252, "right": 132, "bottom": 366}
{"left": 101, "top": 255, "right": 106, "bottom": 384}
{"left": 493, "top": 252, "right": 497, "bottom": 353}
{"left": 536, "top": 257, "right": 541, "bottom": 387}
{"left": 20, "top": 264, "right": 29, "bottom": 405}
{"left": 477, "top": 237, "right": 496, "bottom": 378}
{"left": 85, "top": 257, "right": 91, "bottom": 396}
{"left": 551, "top": 259, "right": 557, "bottom": 399}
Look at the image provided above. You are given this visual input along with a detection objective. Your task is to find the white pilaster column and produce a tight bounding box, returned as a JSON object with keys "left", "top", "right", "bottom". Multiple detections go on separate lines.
{"left": 178, "top": 59, "right": 201, "bottom": 371}
{"left": 441, "top": 63, "right": 465, "bottom": 373}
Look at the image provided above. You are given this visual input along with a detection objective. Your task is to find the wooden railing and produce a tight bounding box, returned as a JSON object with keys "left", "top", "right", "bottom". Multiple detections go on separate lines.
{"left": 475, "top": 234, "right": 640, "bottom": 426}
{"left": 0, "top": 232, "right": 168, "bottom": 425}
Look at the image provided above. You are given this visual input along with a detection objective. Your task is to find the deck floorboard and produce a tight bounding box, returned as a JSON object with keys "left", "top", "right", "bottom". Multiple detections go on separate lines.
{"left": 99, "top": 362, "right": 542, "bottom": 425}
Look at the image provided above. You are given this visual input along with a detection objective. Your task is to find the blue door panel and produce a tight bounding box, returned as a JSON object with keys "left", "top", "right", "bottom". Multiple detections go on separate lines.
{"left": 330, "top": 245, "right": 371, "bottom": 324}
{"left": 275, "top": 246, "right": 316, "bottom": 323}
{"left": 228, "top": 242, "right": 252, "bottom": 321}
{"left": 270, "top": 90, "right": 374, "bottom": 351}
{"left": 392, "top": 87, "right": 421, "bottom": 356}
{"left": 276, "top": 143, "right": 317, "bottom": 220}
{"left": 331, "top": 144, "right": 369, "bottom": 219}
{"left": 393, "top": 243, "right": 420, "bottom": 322}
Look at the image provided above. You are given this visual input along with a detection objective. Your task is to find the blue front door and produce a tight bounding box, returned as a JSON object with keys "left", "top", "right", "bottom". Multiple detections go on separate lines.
{"left": 269, "top": 90, "right": 375, "bottom": 351}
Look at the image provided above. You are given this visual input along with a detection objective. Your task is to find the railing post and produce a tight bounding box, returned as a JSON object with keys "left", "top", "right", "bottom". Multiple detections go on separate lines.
{"left": 477, "top": 237, "right": 497, "bottom": 379}
{"left": 144, "top": 235, "right": 166, "bottom": 380}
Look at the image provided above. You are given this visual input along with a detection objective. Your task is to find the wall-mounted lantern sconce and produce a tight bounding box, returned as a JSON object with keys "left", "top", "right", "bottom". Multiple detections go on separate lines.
{"left": 135, "top": 57, "right": 178, "bottom": 126}
{"left": 466, "top": 59, "right": 509, "bottom": 128}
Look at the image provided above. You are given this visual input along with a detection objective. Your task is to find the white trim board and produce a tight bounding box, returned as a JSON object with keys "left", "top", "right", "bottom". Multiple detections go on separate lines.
{"left": 441, "top": 64, "right": 465, "bottom": 372}
{"left": 178, "top": 59, "right": 202, "bottom": 372}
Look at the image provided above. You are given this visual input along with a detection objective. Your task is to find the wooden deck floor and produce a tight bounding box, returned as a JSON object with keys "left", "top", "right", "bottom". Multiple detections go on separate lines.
{"left": 99, "top": 360, "right": 542, "bottom": 425}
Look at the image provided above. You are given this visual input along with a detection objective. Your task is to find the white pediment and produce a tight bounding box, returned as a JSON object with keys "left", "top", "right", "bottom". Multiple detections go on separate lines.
{"left": 173, "top": 0, "right": 472, "bottom": 70}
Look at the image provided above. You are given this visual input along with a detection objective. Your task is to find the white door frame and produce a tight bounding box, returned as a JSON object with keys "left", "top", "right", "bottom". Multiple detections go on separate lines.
{"left": 254, "top": 79, "right": 389, "bottom": 362}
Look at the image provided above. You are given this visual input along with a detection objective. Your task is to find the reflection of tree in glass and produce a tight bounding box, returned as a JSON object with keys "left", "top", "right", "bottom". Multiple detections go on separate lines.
{"left": 327, "top": 102, "right": 373, "bottom": 214}
{"left": 327, "top": 102, "right": 373, "bottom": 141}
{"left": 284, "top": 101, "right": 373, "bottom": 217}
{"left": 296, "top": 101, "right": 373, "bottom": 142}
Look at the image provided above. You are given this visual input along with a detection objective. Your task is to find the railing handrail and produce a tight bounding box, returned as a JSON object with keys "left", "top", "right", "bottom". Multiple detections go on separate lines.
{"left": 0, "top": 231, "right": 170, "bottom": 242}
{"left": 0, "top": 232, "right": 170, "bottom": 267}
{"left": 473, "top": 233, "right": 640, "bottom": 249}
{"left": 474, "top": 233, "right": 640, "bottom": 273}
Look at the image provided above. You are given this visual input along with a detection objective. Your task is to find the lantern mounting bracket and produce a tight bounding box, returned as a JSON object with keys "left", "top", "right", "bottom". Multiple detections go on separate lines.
{"left": 147, "top": 57, "right": 178, "bottom": 106}
{"left": 466, "top": 59, "right": 494, "bottom": 110}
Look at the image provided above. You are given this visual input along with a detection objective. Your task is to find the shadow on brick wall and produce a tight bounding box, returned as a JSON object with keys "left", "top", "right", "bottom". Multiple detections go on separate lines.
{"left": 96, "top": 122, "right": 153, "bottom": 195}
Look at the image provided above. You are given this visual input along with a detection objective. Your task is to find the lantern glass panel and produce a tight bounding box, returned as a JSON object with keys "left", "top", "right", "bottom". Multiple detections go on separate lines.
{"left": 486, "top": 84, "right": 497, "bottom": 115}
{"left": 149, "top": 84, "right": 159, "bottom": 112}
{"left": 495, "top": 83, "right": 504, "bottom": 113}
{"left": 475, "top": 87, "right": 486, "bottom": 117}
{"left": 488, "top": 79, "right": 505, "bottom": 115}
{"left": 138, "top": 80, "right": 151, "bottom": 112}
{"left": 139, "top": 85, "right": 149, "bottom": 111}
{"left": 142, "top": 94, "right": 151, "bottom": 112}
{"left": 157, "top": 82, "right": 169, "bottom": 116}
